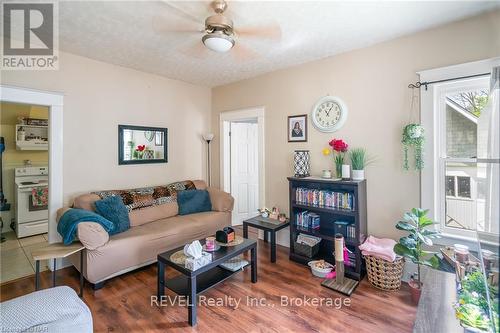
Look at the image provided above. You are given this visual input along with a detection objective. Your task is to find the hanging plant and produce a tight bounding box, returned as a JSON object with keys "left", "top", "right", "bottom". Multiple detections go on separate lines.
{"left": 402, "top": 124, "right": 424, "bottom": 170}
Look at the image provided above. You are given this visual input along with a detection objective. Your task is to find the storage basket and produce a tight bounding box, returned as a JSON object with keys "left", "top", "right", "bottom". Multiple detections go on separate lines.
{"left": 294, "top": 240, "right": 320, "bottom": 258}
{"left": 364, "top": 255, "right": 405, "bottom": 291}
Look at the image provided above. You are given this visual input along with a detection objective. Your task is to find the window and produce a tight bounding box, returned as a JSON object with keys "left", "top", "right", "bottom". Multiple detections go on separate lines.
{"left": 445, "top": 175, "right": 472, "bottom": 199}
{"left": 446, "top": 176, "right": 456, "bottom": 196}
{"left": 457, "top": 176, "right": 471, "bottom": 198}
{"left": 420, "top": 58, "right": 499, "bottom": 240}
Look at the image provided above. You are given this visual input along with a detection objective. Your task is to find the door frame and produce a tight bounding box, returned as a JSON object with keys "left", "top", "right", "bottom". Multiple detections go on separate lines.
{"left": 219, "top": 107, "right": 265, "bottom": 219}
{"left": 0, "top": 85, "right": 64, "bottom": 244}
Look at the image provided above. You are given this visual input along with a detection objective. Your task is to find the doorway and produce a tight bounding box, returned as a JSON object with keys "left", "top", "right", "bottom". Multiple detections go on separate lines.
{"left": 220, "top": 108, "right": 265, "bottom": 226}
{"left": 0, "top": 85, "right": 63, "bottom": 283}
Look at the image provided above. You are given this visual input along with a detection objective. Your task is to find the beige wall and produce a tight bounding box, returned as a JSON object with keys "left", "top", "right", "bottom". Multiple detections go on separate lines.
{"left": 1, "top": 51, "right": 211, "bottom": 208}
{"left": 212, "top": 10, "right": 500, "bottom": 242}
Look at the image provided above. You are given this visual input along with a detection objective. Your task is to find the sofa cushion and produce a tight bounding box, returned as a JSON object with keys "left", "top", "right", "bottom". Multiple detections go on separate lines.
{"left": 94, "top": 196, "right": 130, "bottom": 235}
{"left": 177, "top": 190, "right": 212, "bottom": 215}
{"left": 74, "top": 211, "right": 230, "bottom": 283}
{"left": 77, "top": 222, "right": 109, "bottom": 250}
{"left": 207, "top": 187, "right": 234, "bottom": 212}
{"left": 129, "top": 202, "right": 178, "bottom": 227}
{"left": 73, "top": 193, "right": 100, "bottom": 211}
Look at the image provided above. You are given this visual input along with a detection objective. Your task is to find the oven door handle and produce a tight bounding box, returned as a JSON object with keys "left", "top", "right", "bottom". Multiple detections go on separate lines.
{"left": 19, "top": 187, "right": 47, "bottom": 193}
{"left": 25, "top": 221, "right": 48, "bottom": 228}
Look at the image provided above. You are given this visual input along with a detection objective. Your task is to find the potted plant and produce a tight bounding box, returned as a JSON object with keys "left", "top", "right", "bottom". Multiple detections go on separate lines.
{"left": 393, "top": 208, "right": 441, "bottom": 304}
{"left": 349, "top": 148, "right": 369, "bottom": 180}
{"left": 328, "top": 138, "right": 348, "bottom": 179}
{"left": 402, "top": 124, "right": 424, "bottom": 171}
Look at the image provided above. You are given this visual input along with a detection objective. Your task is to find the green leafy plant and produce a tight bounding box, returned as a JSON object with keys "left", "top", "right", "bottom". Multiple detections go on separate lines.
{"left": 349, "top": 148, "right": 365, "bottom": 171}
{"left": 394, "top": 208, "right": 441, "bottom": 289}
{"left": 349, "top": 148, "right": 374, "bottom": 171}
{"left": 402, "top": 124, "right": 424, "bottom": 171}
{"left": 456, "top": 270, "right": 499, "bottom": 331}
{"left": 454, "top": 303, "right": 491, "bottom": 331}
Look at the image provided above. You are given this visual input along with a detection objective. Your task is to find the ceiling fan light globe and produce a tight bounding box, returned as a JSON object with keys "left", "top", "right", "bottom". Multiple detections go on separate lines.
{"left": 202, "top": 32, "right": 234, "bottom": 53}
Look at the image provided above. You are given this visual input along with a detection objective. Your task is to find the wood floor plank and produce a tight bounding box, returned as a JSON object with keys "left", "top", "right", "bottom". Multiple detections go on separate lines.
{"left": 0, "top": 238, "right": 416, "bottom": 332}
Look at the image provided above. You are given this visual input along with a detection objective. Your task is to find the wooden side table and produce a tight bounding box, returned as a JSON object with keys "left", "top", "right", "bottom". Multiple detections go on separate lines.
{"left": 243, "top": 216, "right": 290, "bottom": 263}
{"left": 32, "top": 242, "right": 85, "bottom": 297}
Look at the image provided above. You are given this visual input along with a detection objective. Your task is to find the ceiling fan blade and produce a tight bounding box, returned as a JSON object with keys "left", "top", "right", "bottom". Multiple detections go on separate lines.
{"left": 235, "top": 23, "right": 282, "bottom": 41}
{"left": 152, "top": 14, "right": 203, "bottom": 35}
{"left": 231, "top": 43, "right": 259, "bottom": 62}
{"left": 158, "top": 1, "right": 205, "bottom": 25}
{"left": 179, "top": 40, "right": 210, "bottom": 59}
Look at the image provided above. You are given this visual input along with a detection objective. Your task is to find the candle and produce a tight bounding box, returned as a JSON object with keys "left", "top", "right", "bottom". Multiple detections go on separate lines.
{"left": 205, "top": 237, "right": 215, "bottom": 251}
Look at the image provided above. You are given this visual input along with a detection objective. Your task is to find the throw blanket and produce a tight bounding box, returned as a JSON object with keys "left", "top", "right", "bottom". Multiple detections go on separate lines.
{"left": 92, "top": 180, "right": 196, "bottom": 212}
{"left": 359, "top": 236, "right": 398, "bottom": 262}
{"left": 58, "top": 208, "right": 115, "bottom": 245}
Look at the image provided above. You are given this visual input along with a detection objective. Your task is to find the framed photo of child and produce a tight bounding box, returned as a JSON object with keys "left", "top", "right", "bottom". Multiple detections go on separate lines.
{"left": 288, "top": 114, "right": 307, "bottom": 142}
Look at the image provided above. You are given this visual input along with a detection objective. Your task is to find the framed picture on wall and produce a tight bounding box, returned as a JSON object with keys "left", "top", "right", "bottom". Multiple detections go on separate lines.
{"left": 288, "top": 114, "right": 307, "bottom": 142}
{"left": 118, "top": 125, "right": 168, "bottom": 165}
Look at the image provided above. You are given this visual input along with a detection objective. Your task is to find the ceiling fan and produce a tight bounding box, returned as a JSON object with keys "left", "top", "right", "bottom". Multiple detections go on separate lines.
{"left": 155, "top": 0, "right": 281, "bottom": 58}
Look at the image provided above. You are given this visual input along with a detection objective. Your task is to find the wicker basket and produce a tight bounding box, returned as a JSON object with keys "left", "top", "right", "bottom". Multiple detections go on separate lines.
{"left": 364, "top": 255, "right": 405, "bottom": 291}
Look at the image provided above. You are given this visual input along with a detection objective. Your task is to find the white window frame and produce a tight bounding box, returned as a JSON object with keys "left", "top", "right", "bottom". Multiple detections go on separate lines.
{"left": 420, "top": 58, "right": 500, "bottom": 243}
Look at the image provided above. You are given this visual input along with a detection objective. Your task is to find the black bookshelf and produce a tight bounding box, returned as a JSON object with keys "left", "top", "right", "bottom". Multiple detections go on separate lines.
{"left": 288, "top": 176, "right": 367, "bottom": 281}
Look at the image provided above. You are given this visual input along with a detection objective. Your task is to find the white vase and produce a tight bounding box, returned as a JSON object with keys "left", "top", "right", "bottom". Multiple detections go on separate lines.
{"left": 352, "top": 169, "right": 365, "bottom": 181}
{"left": 341, "top": 164, "right": 350, "bottom": 180}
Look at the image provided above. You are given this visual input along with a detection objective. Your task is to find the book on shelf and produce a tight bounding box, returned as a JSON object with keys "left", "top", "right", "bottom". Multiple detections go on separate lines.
{"left": 295, "top": 211, "right": 320, "bottom": 229}
{"left": 295, "top": 187, "right": 355, "bottom": 211}
{"left": 346, "top": 225, "right": 356, "bottom": 239}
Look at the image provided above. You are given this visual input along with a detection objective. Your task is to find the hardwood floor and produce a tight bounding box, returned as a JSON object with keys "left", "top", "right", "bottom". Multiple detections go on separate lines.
{"left": 0, "top": 238, "right": 417, "bottom": 332}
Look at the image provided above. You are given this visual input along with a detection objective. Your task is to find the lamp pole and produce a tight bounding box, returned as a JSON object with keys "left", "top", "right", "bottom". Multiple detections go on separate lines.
{"left": 203, "top": 134, "right": 214, "bottom": 187}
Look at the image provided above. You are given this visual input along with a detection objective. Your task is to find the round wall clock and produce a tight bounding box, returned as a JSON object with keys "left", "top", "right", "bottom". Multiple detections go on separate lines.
{"left": 311, "top": 96, "right": 348, "bottom": 132}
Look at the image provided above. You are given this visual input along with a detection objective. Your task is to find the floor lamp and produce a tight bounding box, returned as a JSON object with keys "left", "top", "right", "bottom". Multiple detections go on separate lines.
{"left": 203, "top": 133, "right": 214, "bottom": 187}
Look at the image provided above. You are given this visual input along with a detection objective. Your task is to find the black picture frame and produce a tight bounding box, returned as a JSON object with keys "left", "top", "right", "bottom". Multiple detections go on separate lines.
{"left": 118, "top": 125, "right": 168, "bottom": 165}
{"left": 288, "top": 114, "right": 308, "bottom": 142}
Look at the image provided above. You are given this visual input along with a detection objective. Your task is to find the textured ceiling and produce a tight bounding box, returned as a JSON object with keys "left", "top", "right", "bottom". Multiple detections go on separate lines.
{"left": 55, "top": 1, "right": 500, "bottom": 87}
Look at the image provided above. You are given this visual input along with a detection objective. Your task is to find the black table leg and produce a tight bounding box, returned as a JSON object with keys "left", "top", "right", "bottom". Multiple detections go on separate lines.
{"left": 52, "top": 258, "right": 56, "bottom": 287}
{"left": 79, "top": 250, "right": 84, "bottom": 297}
{"left": 251, "top": 246, "right": 257, "bottom": 283}
{"left": 270, "top": 231, "right": 276, "bottom": 263}
{"left": 157, "top": 260, "right": 165, "bottom": 300}
{"left": 243, "top": 223, "right": 248, "bottom": 238}
{"left": 263, "top": 230, "right": 268, "bottom": 243}
{"left": 188, "top": 276, "right": 197, "bottom": 326}
{"left": 35, "top": 260, "right": 40, "bottom": 291}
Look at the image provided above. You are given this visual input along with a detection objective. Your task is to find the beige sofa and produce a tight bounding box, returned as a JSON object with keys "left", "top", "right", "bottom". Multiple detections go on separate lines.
{"left": 57, "top": 180, "right": 233, "bottom": 288}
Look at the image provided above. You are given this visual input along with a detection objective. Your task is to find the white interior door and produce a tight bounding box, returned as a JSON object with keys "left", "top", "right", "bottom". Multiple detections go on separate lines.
{"left": 230, "top": 122, "right": 259, "bottom": 225}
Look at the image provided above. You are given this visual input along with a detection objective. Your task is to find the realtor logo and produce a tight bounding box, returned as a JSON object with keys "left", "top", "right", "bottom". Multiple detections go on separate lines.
{"left": 1, "top": 2, "right": 59, "bottom": 70}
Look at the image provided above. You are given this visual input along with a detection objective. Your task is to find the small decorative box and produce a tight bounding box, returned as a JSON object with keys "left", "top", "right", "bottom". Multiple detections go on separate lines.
{"left": 185, "top": 252, "right": 212, "bottom": 271}
{"left": 216, "top": 227, "right": 235, "bottom": 243}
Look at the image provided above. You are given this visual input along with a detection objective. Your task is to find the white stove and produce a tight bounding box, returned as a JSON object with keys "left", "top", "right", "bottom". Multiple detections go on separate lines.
{"left": 15, "top": 166, "right": 48, "bottom": 238}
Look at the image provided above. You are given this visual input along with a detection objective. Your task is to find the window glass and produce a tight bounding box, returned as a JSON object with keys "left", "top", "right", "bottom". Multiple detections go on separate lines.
{"left": 446, "top": 176, "right": 456, "bottom": 196}
{"left": 445, "top": 162, "right": 476, "bottom": 231}
{"left": 457, "top": 176, "right": 471, "bottom": 198}
{"left": 446, "top": 89, "right": 488, "bottom": 158}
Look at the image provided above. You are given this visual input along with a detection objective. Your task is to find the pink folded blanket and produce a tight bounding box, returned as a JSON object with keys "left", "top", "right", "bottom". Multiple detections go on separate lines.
{"left": 359, "top": 236, "right": 397, "bottom": 262}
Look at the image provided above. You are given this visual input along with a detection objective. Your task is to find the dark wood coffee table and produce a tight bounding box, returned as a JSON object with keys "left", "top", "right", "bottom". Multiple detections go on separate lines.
{"left": 157, "top": 237, "right": 257, "bottom": 326}
{"left": 243, "top": 216, "right": 290, "bottom": 263}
